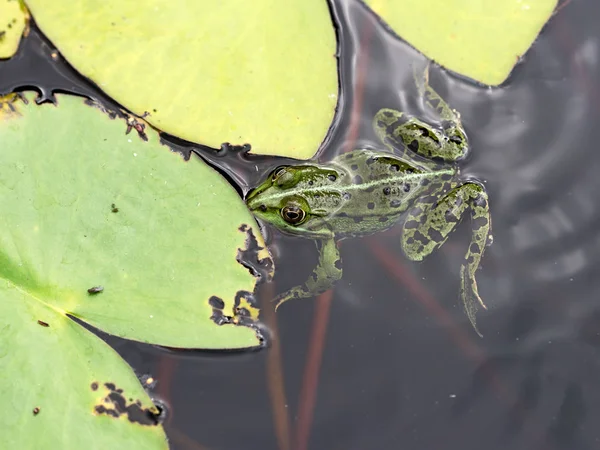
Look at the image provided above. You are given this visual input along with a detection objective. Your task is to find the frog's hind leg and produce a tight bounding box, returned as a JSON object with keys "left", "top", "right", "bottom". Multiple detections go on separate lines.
{"left": 414, "top": 65, "right": 468, "bottom": 161}
{"left": 401, "top": 182, "right": 491, "bottom": 336}
{"left": 414, "top": 64, "right": 456, "bottom": 122}
{"left": 374, "top": 109, "right": 446, "bottom": 161}
{"left": 373, "top": 67, "right": 468, "bottom": 162}
{"left": 273, "top": 238, "right": 342, "bottom": 310}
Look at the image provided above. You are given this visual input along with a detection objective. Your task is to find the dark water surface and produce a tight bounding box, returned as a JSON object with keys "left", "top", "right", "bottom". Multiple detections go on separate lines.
{"left": 2, "top": 1, "right": 600, "bottom": 449}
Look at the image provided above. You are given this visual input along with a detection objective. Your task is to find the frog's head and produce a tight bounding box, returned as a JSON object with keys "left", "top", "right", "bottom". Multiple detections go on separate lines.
{"left": 246, "top": 165, "right": 342, "bottom": 238}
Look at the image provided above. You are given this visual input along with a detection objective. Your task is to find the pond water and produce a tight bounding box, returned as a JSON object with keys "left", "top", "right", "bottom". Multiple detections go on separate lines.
{"left": 2, "top": 0, "right": 599, "bottom": 449}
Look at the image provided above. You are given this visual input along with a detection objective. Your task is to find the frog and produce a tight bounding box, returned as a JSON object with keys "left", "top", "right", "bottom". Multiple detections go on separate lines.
{"left": 246, "top": 67, "right": 492, "bottom": 335}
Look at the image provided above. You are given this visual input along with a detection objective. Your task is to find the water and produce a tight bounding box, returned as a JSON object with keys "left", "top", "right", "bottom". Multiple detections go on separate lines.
{"left": 2, "top": 0, "right": 600, "bottom": 449}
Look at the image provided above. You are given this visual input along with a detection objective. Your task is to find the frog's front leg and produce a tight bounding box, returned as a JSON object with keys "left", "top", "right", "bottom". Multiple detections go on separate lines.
{"left": 273, "top": 237, "right": 342, "bottom": 310}
{"left": 402, "top": 183, "right": 491, "bottom": 336}
{"left": 373, "top": 67, "right": 468, "bottom": 162}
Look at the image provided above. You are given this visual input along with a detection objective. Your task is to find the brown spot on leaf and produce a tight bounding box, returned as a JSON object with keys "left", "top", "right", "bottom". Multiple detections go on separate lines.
{"left": 91, "top": 382, "right": 98, "bottom": 391}
{"left": 236, "top": 224, "right": 273, "bottom": 282}
{"left": 93, "top": 382, "right": 162, "bottom": 426}
{"left": 84, "top": 98, "right": 119, "bottom": 120}
{"left": 209, "top": 308, "right": 229, "bottom": 326}
{"left": 201, "top": 224, "right": 274, "bottom": 346}
{"left": 125, "top": 116, "right": 148, "bottom": 141}
{"left": 232, "top": 290, "right": 259, "bottom": 325}
{"left": 208, "top": 295, "right": 230, "bottom": 325}
{"left": 207, "top": 291, "right": 259, "bottom": 327}
{"left": 0, "top": 93, "right": 27, "bottom": 119}
{"left": 87, "top": 286, "right": 104, "bottom": 294}
{"left": 37, "top": 320, "right": 49, "bottom": 327}
{"left": 208, "top": 296, "right": 225, "bottom": 309}
{"left": 206, "top": 290, "right": 266, "bottom": 346}
{"left": 33, "top": 407, "right": 40, "bottom": 415}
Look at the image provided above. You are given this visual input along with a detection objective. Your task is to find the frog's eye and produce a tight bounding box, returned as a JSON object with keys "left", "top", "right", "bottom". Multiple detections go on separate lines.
{"left": 281, "top": 204, "right": 306, "bottom": 225}
{"left": 272, "top": 166, "right": 289, "bottom": 181}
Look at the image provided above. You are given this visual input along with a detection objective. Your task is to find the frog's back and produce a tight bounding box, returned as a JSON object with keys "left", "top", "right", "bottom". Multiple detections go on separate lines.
{"left": 326, "top": 149, "right": 454, "bottom": 238}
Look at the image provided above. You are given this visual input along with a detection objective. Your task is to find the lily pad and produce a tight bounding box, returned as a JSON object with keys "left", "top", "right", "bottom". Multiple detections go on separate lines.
{"left": 2, "top": 297, "right": 168, "bottom": 449}
{"left": 364, "top": 0, "right": 557, "bottom": 85}
{"left": 0, "top": 0, "right": 27, "bottom": 59}
{"left": 0, "top": 92, "right": 271, "bottom": 446}
{"left": 24, "top": 0, "right": 338, "bottom": 159}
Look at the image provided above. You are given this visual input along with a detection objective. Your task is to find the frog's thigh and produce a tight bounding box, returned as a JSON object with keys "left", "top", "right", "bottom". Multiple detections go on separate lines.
{"left": 402, "top": 183, "right": 488, "bottom": 261}
{"left": 374, "top": 109, "right": 437, "bottom": 157}
{"left": 373, "top": 108, "right": 465, "bottom": 162}
{"left": 414, "top": 66, "right": 468, "bottom": 161}
{"left": 273, "top": 238, "right": 342, "bottom": 310}
{"left": 402, "top": 188, "right": 463, "bottom": 261}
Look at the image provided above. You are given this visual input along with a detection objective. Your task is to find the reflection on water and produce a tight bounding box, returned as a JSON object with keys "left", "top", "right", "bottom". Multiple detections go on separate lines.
{"left": 2, "top": 0, "right": 600, "bottom": 449}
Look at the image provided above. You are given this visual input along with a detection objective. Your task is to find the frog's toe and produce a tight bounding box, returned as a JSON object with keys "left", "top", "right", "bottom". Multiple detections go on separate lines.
{"left": 412, "top": 64, "right": 430, "bottom": 94}
{"left": 459, "top": 265, "right": 486, "bottom": 337}
{"left": 273, "top": 296, "right": 286, "bottom": 311}
{"left": 272, "top": 291, "right": 297, "bottom": 311}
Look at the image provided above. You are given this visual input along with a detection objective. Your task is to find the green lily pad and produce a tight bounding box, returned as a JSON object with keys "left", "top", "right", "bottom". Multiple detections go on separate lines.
{"left": 0, "top": 0, "right": 27, "bottom": 59}
{"left": 24, "top": 0, "right": 338, "bottom": 159}
{"left": 0, "top": 92, "right": 271, "bottom": 447}
{"left": 364, "top": 0, "right": 557, "bottom": 85}
{"left": 2, "top": 296, "right": 168, "bottom": 449}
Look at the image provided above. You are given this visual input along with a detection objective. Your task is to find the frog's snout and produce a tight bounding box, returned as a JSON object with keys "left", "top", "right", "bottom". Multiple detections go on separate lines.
{"left": 245, "top": 192, "right": 267, "bottom": 213}
{"left": 253, "top": 204, "right": 267, "bottom": 212}
{"left": 245, "top": 188, "right": 258, "bottom": 207}
{"left": 245, "top": 186, "right": 256, "bottom": 200}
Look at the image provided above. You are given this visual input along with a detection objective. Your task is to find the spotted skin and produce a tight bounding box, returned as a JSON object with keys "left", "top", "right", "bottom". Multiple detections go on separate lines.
{"left": 375, "top": 67, "right": 468, "bottom": 163}
{"left": 246, "top": 66, "right": 492, "bottom": 335}
{"left": 402, "top": 181, "right": 490, "bottom": 335}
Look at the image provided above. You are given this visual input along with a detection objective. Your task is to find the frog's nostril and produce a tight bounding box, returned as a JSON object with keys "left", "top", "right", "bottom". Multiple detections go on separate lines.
{"left": 259, "top": 204, "right": 267, "bottom": 212}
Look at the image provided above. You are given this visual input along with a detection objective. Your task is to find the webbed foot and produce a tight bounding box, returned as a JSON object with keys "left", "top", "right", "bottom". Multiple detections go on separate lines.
{"left": 271, "top": 238, "right": 342, "bottom": 311}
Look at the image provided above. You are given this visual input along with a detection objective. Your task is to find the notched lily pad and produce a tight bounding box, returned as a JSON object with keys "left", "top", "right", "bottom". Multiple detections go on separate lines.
{"left": 24, "top": 0, "right": 338, "bottom": 159}
{"left": 2, "top": 294, "right": 168, "bottom": 449}
{"left": 1, "top": 91, "right": 271, "bottom": 346}
{"left": 237, "top": 223, "right": 274, "bottom": 283}
{"left": 0, "top": 0, "right": 28, "bottom": 59}
{"left": 365, "top": 0, "right": 558, "bottom": 85}
{"left": 92, "top": 382, "right": 162, "bottom": 426}
{"left": 0, "top": 91, "right": 272, "bottom": 448}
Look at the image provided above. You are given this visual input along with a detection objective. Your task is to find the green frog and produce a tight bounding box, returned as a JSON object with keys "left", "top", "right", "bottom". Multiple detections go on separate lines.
{"left": 246, "top": 68, "right": 492, "bottom": 335}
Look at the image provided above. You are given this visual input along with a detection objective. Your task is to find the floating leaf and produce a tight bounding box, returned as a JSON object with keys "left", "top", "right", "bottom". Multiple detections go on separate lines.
{"left": 0, "top": 0, "right": 27, "bottom": 59}
{"left": 0, "top": 92, "right": 271, "bottom": 447}
{"left": 364, "top": 0, "right": 557, "bottom": 85}
{"left": 2, "top": 298, "right": 168, "bottom": 449}
{"left": 24, "top": 0, "right": 338, "bottom": 159}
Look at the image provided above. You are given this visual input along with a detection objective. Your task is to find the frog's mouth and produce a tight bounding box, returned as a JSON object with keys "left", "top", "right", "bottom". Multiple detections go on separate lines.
{"left": 246, "top": 192, "right": 278, "bottom": 226}
{"left": 247, "top": 201, "right": 268, "bottom": 217}
{"left": 245, "top": 188, "right": 265, "bottom": 212}
{"left": 245, "top": 187, "right": 257, "bottom": 203}
{"left": 245, "top": 178, "right": 271, "bottom": 204}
